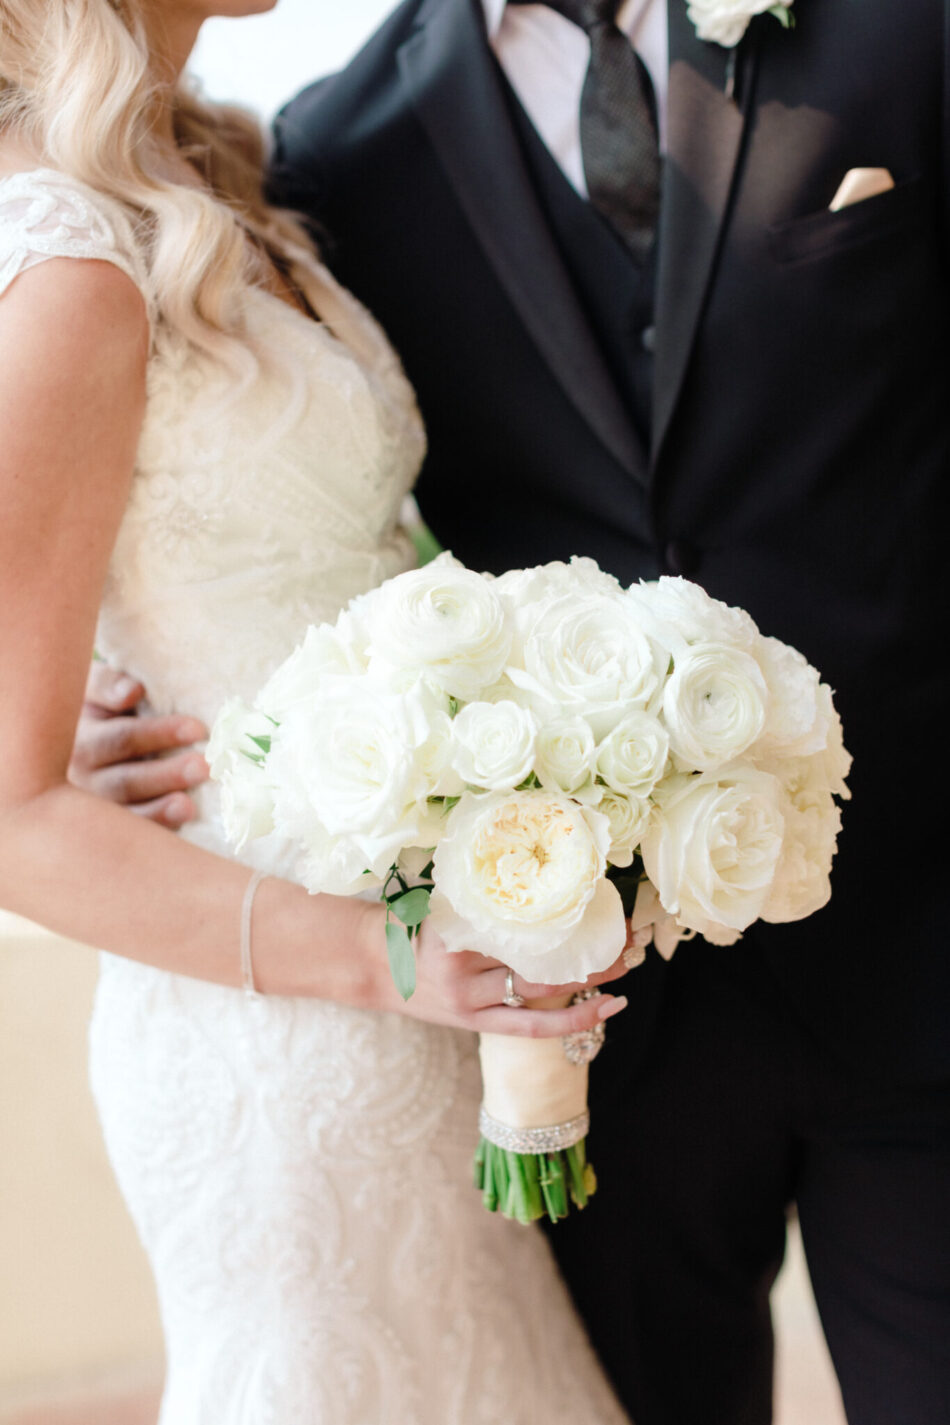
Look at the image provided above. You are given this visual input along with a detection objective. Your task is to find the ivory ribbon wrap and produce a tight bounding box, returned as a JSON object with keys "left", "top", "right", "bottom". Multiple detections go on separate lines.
{"left": 478, "top": 1031, "right": 589, "bottom": 1132}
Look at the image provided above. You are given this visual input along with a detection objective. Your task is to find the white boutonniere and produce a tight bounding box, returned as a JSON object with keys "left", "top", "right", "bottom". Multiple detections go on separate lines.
{"left": 687, "top": 0, "right": 794, "bottom": 50}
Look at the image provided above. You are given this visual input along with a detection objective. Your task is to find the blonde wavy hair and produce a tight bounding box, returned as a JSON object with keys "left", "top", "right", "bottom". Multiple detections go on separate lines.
{"left": 0, "top": 0, "right": 317, "bottom": 370}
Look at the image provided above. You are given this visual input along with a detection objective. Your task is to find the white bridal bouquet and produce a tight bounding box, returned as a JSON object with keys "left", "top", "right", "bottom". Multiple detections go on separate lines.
{"left": 209, "top": 554, "right": 851, "bottom": 1224}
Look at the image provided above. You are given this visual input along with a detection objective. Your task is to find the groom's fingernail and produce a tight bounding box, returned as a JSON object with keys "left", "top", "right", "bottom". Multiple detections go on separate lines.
{"left": 598, "top": 996, "right": 628, "bottom": 1021}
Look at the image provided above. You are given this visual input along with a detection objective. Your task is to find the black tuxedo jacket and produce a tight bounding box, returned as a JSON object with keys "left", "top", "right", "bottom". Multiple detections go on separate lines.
{"left": 271, "top": 0, "right": 950, "bottom": 1082}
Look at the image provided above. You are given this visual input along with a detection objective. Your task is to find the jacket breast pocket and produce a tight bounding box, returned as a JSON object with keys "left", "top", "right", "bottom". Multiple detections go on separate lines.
{"left": 767, "top": 176, "right": 926, "bottom": 264}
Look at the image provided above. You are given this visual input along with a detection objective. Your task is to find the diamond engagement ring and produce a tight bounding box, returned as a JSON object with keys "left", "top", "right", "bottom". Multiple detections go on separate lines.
{"left": 561, "top": 988, "right": 606, "bottom": 1065}
{"left": 503, "top": 969, "right": 526, "bottom": 1008}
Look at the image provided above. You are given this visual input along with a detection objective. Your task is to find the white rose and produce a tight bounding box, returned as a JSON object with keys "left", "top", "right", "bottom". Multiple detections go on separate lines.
{"left": 206, "top": 696, "right": 274, "bottom": 778}
{"left": 596, "top": 712, "right": 670, "bottom": 797}
{"left": 428, "top": 789, "right": 627, "bottom": 984}
{"left": 364, "top": 552, "right": 511, "bottom": 700}
{"left": 509, "top": 592, "right": 668, "bottom": 737}
{"left": 640, "top": 768, "right": 785, "bottom": 941}
{"left": 663, "top": 642, "right": 769, "bottom": 771}
{"left": 493, "top": 557, "right": 624, "bottom": 629}
{"left": 598, "top": 788, "right": 652, "bottom": 868}
{"left": 687, "top": 0, "right": 790, "bottom": 49}
{"left": 272, "top": 677, "right": 442, "bottom": 878}
{"left": 451, "top": 700, "right": 537, "bottom": 791}
{"left": 534, "top": 716, "right": 598, "bottom": 796}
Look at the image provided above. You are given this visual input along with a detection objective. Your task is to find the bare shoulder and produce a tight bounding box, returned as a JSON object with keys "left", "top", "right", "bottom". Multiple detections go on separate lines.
{"left": 0, "top": 255, "right": 149, "bottom": 382}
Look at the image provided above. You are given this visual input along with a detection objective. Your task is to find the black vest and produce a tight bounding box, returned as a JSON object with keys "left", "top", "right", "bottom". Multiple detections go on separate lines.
{"left": 502, "top": 80, "right": 657, "bottom": 445}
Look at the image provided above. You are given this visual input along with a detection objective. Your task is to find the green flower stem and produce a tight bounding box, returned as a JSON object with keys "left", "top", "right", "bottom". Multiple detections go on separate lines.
{"left": 473, "top": 1137, "right": 597, "bottom": 1225}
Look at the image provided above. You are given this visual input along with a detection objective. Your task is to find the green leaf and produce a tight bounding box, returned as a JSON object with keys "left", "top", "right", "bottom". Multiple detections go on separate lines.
{"left": 768, "top": 3, "right": 794, "bottom": 26}
{"left": 239, "top": 749, "right": 266, "bottom": 766}
{"left": 385, "top": 921, "right": 416, "bottom": 1001}
{"left": 247, "top": 733, "right": 272, "bottom": 755}
{"left": 388, "top": 887, "right": 431, "bottom": 928}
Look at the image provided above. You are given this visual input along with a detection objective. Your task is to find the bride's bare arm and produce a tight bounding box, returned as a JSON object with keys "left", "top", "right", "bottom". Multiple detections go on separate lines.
{"left": 0, "top": 258, "right": 627, "bottom": 1037}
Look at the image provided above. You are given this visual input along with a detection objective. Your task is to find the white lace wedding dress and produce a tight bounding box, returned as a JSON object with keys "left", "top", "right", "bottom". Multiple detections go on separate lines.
{"left": 0, "top": 170, "right": 627, "bottom": 1425}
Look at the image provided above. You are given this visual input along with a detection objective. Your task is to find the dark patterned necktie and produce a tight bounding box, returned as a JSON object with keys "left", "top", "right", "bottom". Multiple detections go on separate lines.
{"left": 508, "top": 0, "right": 661, "bottom": 262}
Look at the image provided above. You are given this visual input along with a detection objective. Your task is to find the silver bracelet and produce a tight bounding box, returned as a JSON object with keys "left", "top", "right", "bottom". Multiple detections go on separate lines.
{"left": 240, "top": 868, "right": 268, "bottom": 996}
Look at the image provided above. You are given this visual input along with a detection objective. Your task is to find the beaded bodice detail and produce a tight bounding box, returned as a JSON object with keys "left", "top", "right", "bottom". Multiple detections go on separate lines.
{"left": 0, "top": 170, "right": 627, "bottom": 1425}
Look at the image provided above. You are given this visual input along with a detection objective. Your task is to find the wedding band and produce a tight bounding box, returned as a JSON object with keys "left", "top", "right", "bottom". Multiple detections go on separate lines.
{"left": 503, "top": 968, "right": 526, "bottom": 1008}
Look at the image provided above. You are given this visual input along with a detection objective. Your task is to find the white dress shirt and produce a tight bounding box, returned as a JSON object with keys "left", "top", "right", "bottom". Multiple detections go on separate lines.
{"left": 481, "top": 0, "right": 669, "bottom": 198}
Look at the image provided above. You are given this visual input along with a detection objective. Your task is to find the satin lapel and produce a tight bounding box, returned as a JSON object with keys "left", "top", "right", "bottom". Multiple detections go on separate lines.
{"left": 651, "top": 1, "right": 760, "bottom": 465}
{"left": 398, "top": 0, "right": 646, "bottom": 484}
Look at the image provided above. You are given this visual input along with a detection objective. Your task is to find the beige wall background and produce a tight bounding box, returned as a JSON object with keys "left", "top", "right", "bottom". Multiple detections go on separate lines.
{"left": 0, "top": 912, "right": 162, "bottom": 1408}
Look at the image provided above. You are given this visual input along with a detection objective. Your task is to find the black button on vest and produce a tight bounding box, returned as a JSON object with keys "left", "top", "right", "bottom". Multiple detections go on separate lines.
{"left": 502, "top": 82, "right": 658, "bottom": 446}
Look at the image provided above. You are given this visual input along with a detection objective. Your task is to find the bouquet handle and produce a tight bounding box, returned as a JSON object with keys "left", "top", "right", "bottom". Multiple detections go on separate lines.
{"left": 474, "top": 999, "right": 597, "bottom": 1224}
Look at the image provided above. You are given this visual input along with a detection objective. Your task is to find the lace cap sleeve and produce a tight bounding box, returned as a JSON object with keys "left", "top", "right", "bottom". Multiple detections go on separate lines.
{"left": 0, "top": 168, "right": 153, "bottom": 320}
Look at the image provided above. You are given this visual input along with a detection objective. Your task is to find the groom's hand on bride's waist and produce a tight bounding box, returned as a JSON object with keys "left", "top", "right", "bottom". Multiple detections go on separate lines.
{"left": 69, "top": 661, "right": 209, "bottom": 830}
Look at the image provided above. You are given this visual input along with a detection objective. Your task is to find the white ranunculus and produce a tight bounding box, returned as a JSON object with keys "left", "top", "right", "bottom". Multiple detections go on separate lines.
{"left": 451, "top": 700, "right": 537, "bottom": 791}
{"left": 272, "top": 676, "right": 443, "bottom": 878}
{"left": 509, "top": 592, "right": 668, "bottom": 737}
{"left": 428, "top": 789, "right": 627, "bottom": 983}
{"left": 640, "top": 769, "right": 785, "bottom": 941}
{"left": 687, "top": 0, "right": 791, "bottom": 49}
{"left": 364, "top": 552, "right": 511, "bottom": 700}
{"left": 663, "top": 642, "right": 769, "bottom": 771}
{"left": 598, "top": 788, "right": 652, "bottom": 868}
{"left": 534, "top": 716, "right": 598, "bottom": 796}
{"left": 596, "top": 712, "right": 670, "bottom": 797}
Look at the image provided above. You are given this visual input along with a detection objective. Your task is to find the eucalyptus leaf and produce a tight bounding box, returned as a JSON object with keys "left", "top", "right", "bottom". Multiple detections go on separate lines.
{"left": 385, "top": 921, "right": 416, "bottom": 1001}
{"left": 388, "top": 887, "right": 431, "bottom": 928}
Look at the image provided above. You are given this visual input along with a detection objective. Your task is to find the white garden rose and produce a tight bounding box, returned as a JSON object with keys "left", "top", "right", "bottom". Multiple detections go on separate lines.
{"left": 596, "top": 712, "right": 670, "bottom": 797}
{"left": 493, "top": 557, "right": 625, "bottom": 638}
{"left": 428, "top": 789, "right": 627, "bottom": 983}
{"left": 534, "top": 716, "right": 598, "bottom": 797}
{"left": 640, "top": 768, "right": 786, "bottom": 941}
{"left": 451, "top": 700, "right": 538, "bottom": 791}
{"left": 598, "top": 788, "right": 653, "bottom": 868}
{"left": 687, "top": 0, "right": 792, "bottom": 49}
{"left": 364, "top": 552, "right": 511, "bottom": 700}
{"left": 663, "top": 642, "right": 769, "bottom": 771}
{"left": 272, "top": 677, "right": 444, "bottom": 878}
{"left": 626, "top": 576, "right": 760, "bottom": 657}
{"left": 509, "top": 592, "right": 668, "bottom": 737}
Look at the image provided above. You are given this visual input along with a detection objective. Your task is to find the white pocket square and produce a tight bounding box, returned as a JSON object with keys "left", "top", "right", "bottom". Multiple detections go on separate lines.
{"left": 829, "top": 167, "right": 895, "bottom": 212}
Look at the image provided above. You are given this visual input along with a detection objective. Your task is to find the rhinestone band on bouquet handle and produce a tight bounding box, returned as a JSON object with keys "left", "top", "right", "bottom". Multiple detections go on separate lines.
{"left": 208, "top": 553, "right": 851, "bottom": 1225}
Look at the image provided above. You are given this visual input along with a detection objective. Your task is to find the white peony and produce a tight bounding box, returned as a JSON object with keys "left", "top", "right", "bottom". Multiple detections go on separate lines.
{"left": 508, "top": 592, "right": 668, "bottom": 737}
{"left": 534, "top": 716, "right": 598, "bottom": 796}
{"left": 363, "top": 552, "right": 511, "bottom": 700}
{"left": 596, "top": 712, "right": 670, "bottom": 797}
{"left": 271, "top": 677, "right": 444, "bottom": 879}
{"left": 626, "top": 576, "right": 760, "bottom": 658}
{"left": 206, "top": 697, "right": 277, "bottom": 850}
{"left": 751, "top": 635, "right": 827, "bottom": 758}
{"left": 640, "top": 768, "right": 786, "bottom": 941}
{"left": 663, "top": 642, "right": 769, "bottom": 772}
{"left": 451, "top": 700, "right": 537, "bottom": 791}
{"left": 687, "top": 0, "right": 792, "bottom": 50}
{"left": 254, "top": 616, "right": 369, "bottom": 720}
{"left": 428, "top": 789, "right": 627, "bottom": 983}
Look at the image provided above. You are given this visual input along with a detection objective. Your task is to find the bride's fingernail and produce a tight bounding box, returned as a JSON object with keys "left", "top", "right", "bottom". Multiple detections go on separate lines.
{"left": 598, "top": 996, "right": 628, "bottom": 1021}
